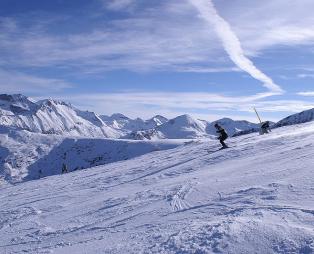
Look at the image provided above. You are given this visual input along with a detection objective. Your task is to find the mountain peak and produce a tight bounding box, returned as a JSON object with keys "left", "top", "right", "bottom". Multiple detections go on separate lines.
{"left": 110, "top": 113, "right": 130, "bottom": 120}
{"left": 149, "top": 115, "right": 168, "bottom": 122}
{"left": 170, "top": 114, "right": 196, "bottom": 125}
{"left": 151, "top": 115, "right": 167, "bottom": 120}
{"left": 148, "top": 115, "right": 168, "bottom": 125}
{"left": 38, "top": 98, "right": 72, "bottom": 108}
{"left": 213, "top": 117, "right": 234, "bottom": 124}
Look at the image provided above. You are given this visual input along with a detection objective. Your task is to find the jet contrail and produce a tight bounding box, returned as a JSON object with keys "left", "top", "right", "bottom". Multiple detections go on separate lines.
{"left": 189, "top": 0, "right": 284, "bottom": 95}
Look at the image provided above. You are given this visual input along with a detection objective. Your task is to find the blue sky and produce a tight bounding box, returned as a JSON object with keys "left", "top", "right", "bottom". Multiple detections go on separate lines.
{"left": 1, "top": 0, "right": 314, "bottom": 122}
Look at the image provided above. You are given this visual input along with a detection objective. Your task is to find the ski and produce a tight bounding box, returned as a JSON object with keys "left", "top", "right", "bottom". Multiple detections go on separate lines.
{"left": 207, "top": 146, "right": 231, "bottom": 154}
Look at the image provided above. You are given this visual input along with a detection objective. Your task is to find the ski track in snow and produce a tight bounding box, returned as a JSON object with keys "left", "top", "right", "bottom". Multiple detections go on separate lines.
{"left": 1, "top": 122, "right": 314, "bottom": 253}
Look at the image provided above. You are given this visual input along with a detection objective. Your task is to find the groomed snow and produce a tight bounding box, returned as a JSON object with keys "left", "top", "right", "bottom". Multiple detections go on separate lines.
{"left": 1, "top": 122, "right": 314, "bottom": 253}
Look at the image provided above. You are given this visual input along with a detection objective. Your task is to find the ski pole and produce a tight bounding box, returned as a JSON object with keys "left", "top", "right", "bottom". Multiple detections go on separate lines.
{"left": 253, "top": 107, "right": 262, "bottom": 124}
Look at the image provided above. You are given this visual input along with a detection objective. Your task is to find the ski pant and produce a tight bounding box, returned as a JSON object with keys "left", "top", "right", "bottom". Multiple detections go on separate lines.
{"left": 261, "top": 127, "right": 269, "bottom": 134}
{"left": 219, "top": 136, "right": 228, "bottom": 148}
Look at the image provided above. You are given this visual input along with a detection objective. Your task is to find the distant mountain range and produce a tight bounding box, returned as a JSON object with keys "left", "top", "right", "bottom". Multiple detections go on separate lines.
{"left": 1, "top": 94, "right": 314, "bottom": 140}
{"left": 126, "top": 115, "right": 260, "bottom": 140}
{"left": 0, "top": 94, "right": 119, "bottom": 138}
{"left": 100, "top": 113, "right": 168, "bottom": 135}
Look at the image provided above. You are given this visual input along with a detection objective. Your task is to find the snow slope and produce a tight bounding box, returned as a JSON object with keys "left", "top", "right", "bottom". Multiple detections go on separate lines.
{"left": 1, "top": 122, "right": 314, "bottom": 253}
{"left": 0, "top": 127, "right": 184, "bottom": 183}
{"left": 0, "top": 94, "right": 119, "bottom": 138}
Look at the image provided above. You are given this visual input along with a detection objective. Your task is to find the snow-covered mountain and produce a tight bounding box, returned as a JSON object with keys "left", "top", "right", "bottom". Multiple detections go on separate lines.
{"left": 155, "top": 114, "right": 208, "bottom": 139}
{"left": 207, "top": 118, "right": 260, "bottom": 136}
{"left": 1, "top": 121, "right": 314, "bottom": 253}
{"left": 0, "top": 94, "right": 260, "bottom": 140}
{"left": 0, "top": 94, "right": 171, "bottom": 139}
{"left": 100, "top": 113, "right": 168, "bottom": 134}
{"left": 274, "top": 108, "right": 314, "bottom": 128}
{"left": 0, "top": 94, "right": 119, "bottom": 138}
{"left": 127, "top": 114, "right": 208, "bottom": 140}
{"left": 127, "top": 115, "right": 259, "bottom": 140}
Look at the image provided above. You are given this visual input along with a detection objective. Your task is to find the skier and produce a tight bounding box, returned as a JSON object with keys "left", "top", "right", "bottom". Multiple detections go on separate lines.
{"left": 260, "top": 121, "right": 271, "bottom": 134}
{"left": 62, "top": 163, "right": 68, "bottom": 174}
{"left": 214, "top": 123, "right": 229, "bottom": 149}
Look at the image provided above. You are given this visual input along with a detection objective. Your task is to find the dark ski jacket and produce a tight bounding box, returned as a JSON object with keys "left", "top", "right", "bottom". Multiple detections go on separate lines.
{"left": 261, "top": 121, "right": 270, "bottom": 129}
{"left": 216, "top": 126, "right": 228, "bottom": 139}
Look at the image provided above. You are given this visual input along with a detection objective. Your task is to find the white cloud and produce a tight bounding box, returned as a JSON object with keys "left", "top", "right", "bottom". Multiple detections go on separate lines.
{"left": 1, "top": 1, "right": 313, "bottom": 78}
{"left": 104, "top": 0, "right": 134, "bottom": 10}
{"left": 188, "top": 0, "right": 283, "bottom": 95}
{"left": 0, "top": 69, "right": 72, "bottom": 94}
{"left": 174, "top": 66, "right": 240, "bottom": 73}
{"left": 298, "top": 74, "right": 314, "bottom": 79}
{"left": 0, "top": 4, "right": 228, "bottom": 74}
{"left": 216, "top": 0, "right": 314, "bottom": 55}
{"left": 298, "top": 91, "right": 314, "bottom": 97}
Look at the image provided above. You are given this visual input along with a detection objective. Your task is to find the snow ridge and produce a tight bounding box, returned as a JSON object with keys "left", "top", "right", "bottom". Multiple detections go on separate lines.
{"left": 0, "top": 94, "right": 119, "bottom": 138}
{"left": 274, "top": 108, "right": 314, "bottom": 128}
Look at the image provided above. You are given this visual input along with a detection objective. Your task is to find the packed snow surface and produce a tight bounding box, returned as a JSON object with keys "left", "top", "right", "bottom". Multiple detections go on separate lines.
{"left": 1, "top": 122, "right": 314, "bottom": 253}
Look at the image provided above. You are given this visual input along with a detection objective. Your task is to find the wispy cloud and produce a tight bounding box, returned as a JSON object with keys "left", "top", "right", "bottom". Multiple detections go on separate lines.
{"left": 0, "top": 69, "right": 72, "bottom": 94}
{"left": 298, "top": 91, "right": 314, "bottom": 97}
{"left": 189, "top": 0, "right": 283, "bottom": 95}
{"left": 1, "top": 0, "right": 314, "bottom": 120}
{"left": 297, "top": 74, "right": 314, "bottom": 79}
{"left": 103, "top": 0, "right": 134, "bottom": 11}
{"left": 1, "top": 1, "right": 314, "bottom": 78}
{"left": 220, "top": 0, "right": 314, "bottom": 55}
{"left": 0, "top": 7, "right": 226, "bottom": 74}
